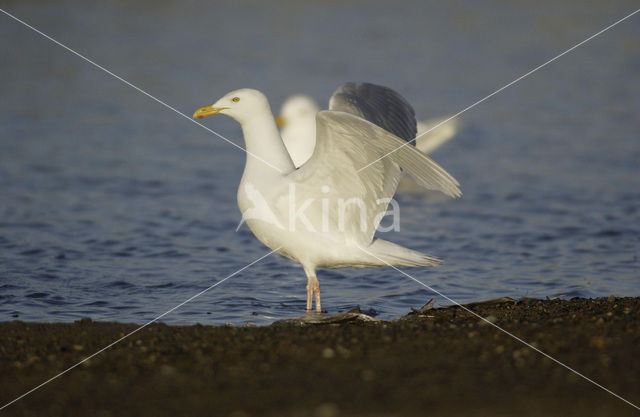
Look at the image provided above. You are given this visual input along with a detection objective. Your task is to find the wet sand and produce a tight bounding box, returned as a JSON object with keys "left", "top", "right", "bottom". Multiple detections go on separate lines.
{"left": 1, "top": 297, "right": 639, "bottom": 416}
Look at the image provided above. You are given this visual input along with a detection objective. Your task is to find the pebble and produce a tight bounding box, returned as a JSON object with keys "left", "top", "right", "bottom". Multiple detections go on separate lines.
{"left": 361, "top": 369, "right": 375, "bottom": 382}
{"left": 322, "top": 347, "right": 335, "bottom": 359}
{"left": 160, "top": 365, "right": 176, "bottom": 376}
{"left": 314, "top": 403, "right": 339, "bottom": 417}
{"left": 590, "top": 336, "right": 605, "bottom": 349}
{"left": 479, "top": 315, "right": 497, "bottom": 326}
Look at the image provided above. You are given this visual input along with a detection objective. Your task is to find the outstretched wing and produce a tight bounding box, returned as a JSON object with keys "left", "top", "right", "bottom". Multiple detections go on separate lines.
{"left": 287, "top": 111, "right": 460, "bottom": 245}
{"left": 328, "top": 82, "right": 417, "bottom": 143}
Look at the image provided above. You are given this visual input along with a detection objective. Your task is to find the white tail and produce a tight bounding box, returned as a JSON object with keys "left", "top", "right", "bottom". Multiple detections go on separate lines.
{"left": 368, "top": 239, "right": 442, "bottom": 267}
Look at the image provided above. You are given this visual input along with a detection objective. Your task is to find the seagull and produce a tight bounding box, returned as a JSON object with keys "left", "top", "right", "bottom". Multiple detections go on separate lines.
{"left": 276, "top": 95, "right": 320, "bottom": 167}
{"left": 193, "top": 83, "right": 461, "bottom": 313}
{"left": 276, "top": 94, "right": 459, "bottom": 169}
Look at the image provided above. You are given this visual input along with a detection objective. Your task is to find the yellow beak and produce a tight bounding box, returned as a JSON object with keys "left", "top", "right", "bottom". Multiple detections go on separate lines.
{"left": 193, "top": 106, "right": 228, "bottom": 119}
{"left": 275, "top": 115, "right": 287, "bottom": 127}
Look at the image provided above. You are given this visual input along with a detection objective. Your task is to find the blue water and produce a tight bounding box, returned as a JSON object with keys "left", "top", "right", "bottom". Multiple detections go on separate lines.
{"left": 1, "top": 1, "right": 639, "bottom": 325}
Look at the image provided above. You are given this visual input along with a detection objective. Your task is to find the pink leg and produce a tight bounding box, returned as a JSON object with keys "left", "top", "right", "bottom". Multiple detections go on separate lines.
{"left": 304, "top": 266, "right": 321, "bottom": 314}
{"left": 311, "top": 277, "right": 321, "bottom": 313}
{"left": 306, "top": 280, "right": 313, "bottom": 312}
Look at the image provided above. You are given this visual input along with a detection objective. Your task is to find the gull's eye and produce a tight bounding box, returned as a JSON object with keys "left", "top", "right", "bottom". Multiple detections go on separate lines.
{"left": 231, "top": 97, "right": 240, "bottom": 103}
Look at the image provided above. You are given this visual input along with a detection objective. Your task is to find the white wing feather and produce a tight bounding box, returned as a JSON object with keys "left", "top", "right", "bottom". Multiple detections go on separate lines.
{"left": 286, "top": 111, "right": 460, "bottom": 246}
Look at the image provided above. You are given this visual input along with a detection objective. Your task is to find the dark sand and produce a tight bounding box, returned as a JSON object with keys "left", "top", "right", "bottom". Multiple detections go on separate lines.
{"left": 1, "top": 297, "right": 639, "bottom": 416}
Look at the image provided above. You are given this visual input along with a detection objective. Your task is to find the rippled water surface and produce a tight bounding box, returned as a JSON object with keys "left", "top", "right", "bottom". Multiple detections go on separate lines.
{"left": 1, "top": 0, "right": 639, "bottom": 325}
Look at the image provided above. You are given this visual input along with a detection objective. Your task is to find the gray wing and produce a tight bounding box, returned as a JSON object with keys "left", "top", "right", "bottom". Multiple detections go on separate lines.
{"left": 287, "top": 111, "right": 461, "bottom": 245}
{"left": 328, "top": 82, "right": 417, "bottom": 143}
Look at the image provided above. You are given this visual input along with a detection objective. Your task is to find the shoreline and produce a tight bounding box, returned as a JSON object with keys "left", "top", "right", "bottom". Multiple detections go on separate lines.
{"left": 1, "top": 297, "right": 639, "bottom": 416}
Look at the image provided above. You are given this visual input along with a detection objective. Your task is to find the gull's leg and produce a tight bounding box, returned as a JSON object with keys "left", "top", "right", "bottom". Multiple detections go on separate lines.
{"left": 311, "top": 276, "right": 321, "bottom": 313}
{"left": 304, "top": 265, "right": 320, "bottom": 314}
{"left": 306, "top": 276, "right": 314, "bottom": 312}
{"left": 307, "top": 275, "right": 322, "bottom": 313}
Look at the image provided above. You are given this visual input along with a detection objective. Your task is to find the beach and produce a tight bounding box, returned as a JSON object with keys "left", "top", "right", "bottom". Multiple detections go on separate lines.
{"left": 1, "top": 296, "right": 639, "bottom": 416}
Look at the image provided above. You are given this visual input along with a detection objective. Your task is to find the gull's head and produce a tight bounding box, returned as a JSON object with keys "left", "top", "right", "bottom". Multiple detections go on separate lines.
{"left": 193, "top": 88, "right": 270, "bottom": 124}
{"left": 276, "top": 95, "right": 320, "bottom": 127}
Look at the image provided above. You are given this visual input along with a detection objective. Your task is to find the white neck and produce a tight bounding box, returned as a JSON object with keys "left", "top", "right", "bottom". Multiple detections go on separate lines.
{"left": 240, "top": 111, "right": 295, "bottom": 181}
